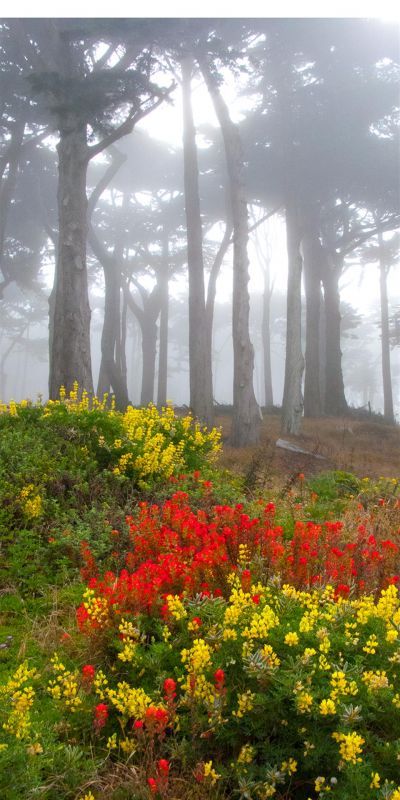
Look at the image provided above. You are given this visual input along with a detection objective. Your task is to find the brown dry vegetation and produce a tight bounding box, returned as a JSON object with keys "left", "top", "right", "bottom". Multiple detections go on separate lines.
{"left": 217, "top": 413, "right": 400, "bottom": 482}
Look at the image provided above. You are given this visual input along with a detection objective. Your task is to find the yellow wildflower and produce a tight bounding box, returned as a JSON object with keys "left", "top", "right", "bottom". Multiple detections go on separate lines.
{"left": 370, "top": 772, "right": 381, "bottom": 789}
{"left": 232, "top": 690, "right": 256, "bottom": 718}
{"left": 319, "top": 698, "right": 336, "bottom": 715}
{"left": 332, "top": 731, "right": 364, "bottom": 764}
{"left": 203, "top": 760, "right": 221, "bottom": 785}
{"left": 284, "top": 631, "right": 299, "bottom": 646}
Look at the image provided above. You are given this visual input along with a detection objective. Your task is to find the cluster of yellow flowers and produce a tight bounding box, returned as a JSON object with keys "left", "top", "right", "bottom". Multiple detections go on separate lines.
{"left": 331, "top": 731, "right": 365, "bottom": 765}
{"left": 81, "top": 588, "right": 110, "bottom": 628}
{"left": 19, "top": 484, "right": 43, "bottom": 518}
{"left": 0, "top": 662, "right": 38, "bottom": 741}
{"left": 106, "top": 684, "right": 151, "bottom": 719}
{"left": 166, "top": 594, "right": 187, "bottom": 621}
{"left": 113, "top": 403, "right": 221, "bottom": 481}
{"left": 117, "top": 619, "right": 140, "bottom": 664}
{"left": 51, "top": 383, "right": 114, "bottom": 414}
{"left": 48, "top": 654, "right": 81, "bottom": 711}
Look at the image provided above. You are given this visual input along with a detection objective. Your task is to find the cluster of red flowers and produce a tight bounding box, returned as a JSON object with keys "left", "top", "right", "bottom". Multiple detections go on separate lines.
{"left": 148, "top": 758, "right": 170, "bottom": 795}
{"left": 76, "top": 492, "right": 399, "bottom": 631}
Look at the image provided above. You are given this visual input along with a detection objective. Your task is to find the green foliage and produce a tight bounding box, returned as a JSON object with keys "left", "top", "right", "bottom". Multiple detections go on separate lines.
{"left": 0, "top": 398, "right": 220, "bottom": 592}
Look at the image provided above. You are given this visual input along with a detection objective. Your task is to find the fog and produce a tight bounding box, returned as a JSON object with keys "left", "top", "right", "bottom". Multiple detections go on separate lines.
{"left": 0, "top": 17, "right": 399, "bottom": 428}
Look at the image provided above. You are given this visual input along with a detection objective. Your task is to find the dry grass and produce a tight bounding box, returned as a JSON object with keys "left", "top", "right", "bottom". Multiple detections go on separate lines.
{"left": 216, "top": 413, "right": 400, "bottom": 482}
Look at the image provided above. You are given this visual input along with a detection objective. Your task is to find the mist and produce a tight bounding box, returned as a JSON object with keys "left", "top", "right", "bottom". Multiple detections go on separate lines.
{"left": 1, "top": 17, "right": 399, "bottom": 434}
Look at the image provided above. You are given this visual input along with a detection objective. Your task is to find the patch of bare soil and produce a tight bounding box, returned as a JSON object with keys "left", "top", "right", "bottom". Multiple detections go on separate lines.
{"left": 217, "top": 414, "right": 400, "bottom": 482}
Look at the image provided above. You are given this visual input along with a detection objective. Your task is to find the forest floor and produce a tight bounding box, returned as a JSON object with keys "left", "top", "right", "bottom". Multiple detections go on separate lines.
{"left": 218, "top": 413, "right": 400, "bottom": 483}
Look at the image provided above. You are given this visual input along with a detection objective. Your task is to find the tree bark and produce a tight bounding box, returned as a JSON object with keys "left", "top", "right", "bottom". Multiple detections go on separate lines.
{"left": 302, "top": 223, "right": 322, "bottom": 417}
{"left": 0, "top": 121, "right": 25, "bottom": 284}
{"left": 281, "top": 199, "right": 304, "bottom": 434}
{"left": 200, "top": 57, "right": 260, "bottom": 446}
{"left": 49, "top": 119, "right": 93, "bottom": 398}
{"left": 157, "top": 233, "right": 169, "bottom": 408}
{"left": 181, "top": 56, "right": 214, "bottom": 427}
{"left": 125, "top": 283, "right": 161, "bottom": 407}
{"left": 100, "top": 264, "right": 129, "bottom": 410}
{"left": 141, "top": 317, "right": 158, "bottom": 406}
{"left": 205, "top": 222, "right": 233, "bottom": 374}
{"left": 323, "top": 257, "right": 348, "bottom": 416}
{"left": 378, "top": 231, "right": 395, "bottom": 424}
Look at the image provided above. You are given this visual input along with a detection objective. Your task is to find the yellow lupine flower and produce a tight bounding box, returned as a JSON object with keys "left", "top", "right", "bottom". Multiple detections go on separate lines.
{"left": 166, "top": 594, "right": 187, "bottom": 621}
{"left": 285, "top": 631, "right": 299, "bottom": 646}
{"left": 203, "top": 760, "right": 221, "bottom": 785}
{"left": 181, "top": 639, "right": 212, "bottom": 673}
{"left": 319, "top": 698, "right": 336, "bottom": 715}
{"left": 315, "top": 776, "right": 329, "bottom": 793}
{"left": 370, "top": 772, "right": 381, "bottom": 789}
{"left": 362, "top": 670, "right": 389, "bottom": 691}
{"left": 242, "top": 605, "right": 279, "bottom": 641}
{"left": 107, "top": 683, "right": 151, "bottom": 718}
{"left": 232, "top": 690, "right": 256, "bottom": 718}
{"left": 281, "top": 757, "right": 297, "bottom": 774}
{"left": 363, "top": 634, "right": 379, "bottom": 654}
{"left": 332, "top": 731, "right": 364, "bottom": 764}
{"left": 237, "top": 744, "right": 255, "bottom": 764}
{"left": 295, "top": 692, "right": 313, "bottom": 714}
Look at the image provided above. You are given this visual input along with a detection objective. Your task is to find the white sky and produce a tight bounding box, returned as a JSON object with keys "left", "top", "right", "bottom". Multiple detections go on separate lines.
{"left": 2, "top": 1, "right": 400, "bottom": 20}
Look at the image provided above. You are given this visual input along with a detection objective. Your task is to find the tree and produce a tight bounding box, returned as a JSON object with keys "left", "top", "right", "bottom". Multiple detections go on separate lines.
{"left": 199, "top": 52, "right": 261, "bottom": 445}
{"left": 243, "top": 18, "right": 400, "bottom": 426}
{"left": 357, "top": 231, "right": 399, "bottom": 423}
{"left": 181, "top": 55, "right": 214, "bottom": 426}
{"left": 13, "top": 19, "right": 173, "bottom": 398}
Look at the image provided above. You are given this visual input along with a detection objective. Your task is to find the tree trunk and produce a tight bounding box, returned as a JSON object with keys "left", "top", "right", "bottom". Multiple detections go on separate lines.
{"left": 205, "top": 222, "right": 233, "bottom": 375}
{"left": 281, "top": 200, "right": 304, "bottom": 435}
{"left": 323, "top": 258, "right": 348, "bottom": 416}
{"left": 97, "top": 358, "right": 110, "bottom": 399}
{"left": 302, "top": 224, "right": 322, "bottom": 417}
{"left": 141, "top": 318, "right": 158, "bottom": 406}
{"left": 0, "top": 121, "right": 25, "bottom": 280}
{"left": 49, "top": 120, "right": 93, "bottom": 397}
{"left": 100, "top": 264, "right": 129, "bottom": 410}
{"left": 200, "top": 57, "right": 260, "bottom": 446}
{"left": 378, "top": 232, "right": 394, "bottom": 424}
{"left": 261, "top": 253, "right": 274, "bottom": 408}
{"left": 157, "top": 234, "right": 169, "bottom": 408}
{"left": 181, "top": 56, "right": 214, "bottom": 427}
{"left": 120, "top": 288, "right": 128, "bottom": 399}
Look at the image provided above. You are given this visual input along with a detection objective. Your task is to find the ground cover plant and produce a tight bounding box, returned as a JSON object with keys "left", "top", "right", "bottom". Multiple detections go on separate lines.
{"left": 0, "top": 396, "right": 400, "bottom": 800}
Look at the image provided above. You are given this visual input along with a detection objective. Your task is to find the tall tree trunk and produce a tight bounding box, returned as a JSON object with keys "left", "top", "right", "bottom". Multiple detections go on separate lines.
{"left": 120, "top": 288, "right": 128, "bottom": 399}
{"left": 200, "top": 57, "right": 260, "bottom": 446}
{"left": 157, "top": 233, "right": 169, "bottom": 408}
{"left": 97, "top": 358, "right": 110, "bottom": 399}
{"left": 141, "top": 318, "right": 158, "bottom": 406}
{"left": 100, "top": 264, "right": 129, "bottom": 410}
{"left": 49, "top": 119, "right": 93, "bottom": 397}
{"left": 0, "top": 121, "right": 25, "bottom": 282}
{"left": 378, "top": 232, "right": 394, "bottom": 424}
{"left": 181, "top": 56, "right": 214, "bottom": 427}
{"left": 302, "top": 224, "right": 322, "bottom": 417}
{"left": 319, "top": 286, "right": 326, "bottom": 406}
{"left": 281, "top": 200, "right": 304, "bottom": 435}
{"left": 205, "top": 222, "right": 233, "bottom": 375}
{"left": 323, "top": 258, "right": 348, "bottom": 416}
{"left": 261, "top": 252, "right": 274, "bottom": 408}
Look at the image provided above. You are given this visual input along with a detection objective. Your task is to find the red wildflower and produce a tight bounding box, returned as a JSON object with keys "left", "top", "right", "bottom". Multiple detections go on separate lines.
{"left": 163, "top": 678, "right": 177, "bottom": 700}
{"left": 148, "top": 777, "right": 157, "bottom": 794}
{"left": 93, "top": 703, "right": 108, "bottom": 730}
